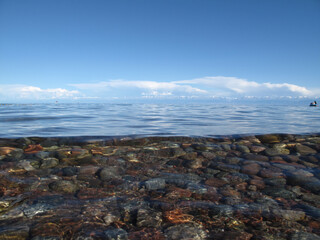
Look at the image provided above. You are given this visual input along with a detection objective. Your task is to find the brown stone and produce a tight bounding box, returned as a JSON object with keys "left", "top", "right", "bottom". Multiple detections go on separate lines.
{"left": 250, "top": 145, "right": 266, "bottom": 153}
{"left": 240, "top": 163, "right": 261, "bottom": 175}
{"left": 249, "top": 179, "right": 265, "bottom": 189}
{"left": 78, "top": 165, "right": 99, "bottom": 175}
{"left": 76, "top": 188, "right": 112, "bottom": 199}
{"left": 0, "top": 147, "right": 16, "bottom": 155}
{"left": 205, "top": 178, "right": 227, "bottom": 187}
{"left": 259, "top": 168, "right": 284, "bottom": 178}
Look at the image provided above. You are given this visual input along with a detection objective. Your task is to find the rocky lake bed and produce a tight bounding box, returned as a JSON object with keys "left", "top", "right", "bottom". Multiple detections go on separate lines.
{"left": 0, "top": 133, "right": 320, "bottom": 239}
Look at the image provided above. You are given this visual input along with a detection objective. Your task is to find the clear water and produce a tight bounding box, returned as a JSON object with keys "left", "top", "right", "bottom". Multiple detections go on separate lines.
{"left": 0, "top": 100, "right": 319, "bottom": 138}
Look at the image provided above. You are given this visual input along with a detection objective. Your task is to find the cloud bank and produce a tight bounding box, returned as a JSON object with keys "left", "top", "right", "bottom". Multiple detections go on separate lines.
{"left": 0, "top": 84, "right": 81, "bottom": 101}
{"left": 1, "top": 77, "right": 318, "bottom": 102}
{"left": 71, "top": 77, "right": 317, "bottom": 99}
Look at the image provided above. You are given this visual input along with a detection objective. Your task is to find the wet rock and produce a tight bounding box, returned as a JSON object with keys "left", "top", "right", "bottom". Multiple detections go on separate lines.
{"left": 259, "top": 168, "right": 284, "bottom": 178}
{"left": 104, "top": 228, "right": 128, "bottom": 240}
{"left": 241, "top": 163, "right": 261, "bottom": 175}
{"left": 201, "top": 151, "right": 216, "bottom": 159}
{"left": 289, "top": 231, "right": 320, "bottom": 240}
{"left": 302, "top": 193, "right": 320, "bottom": 205}
{"left": 99, "top": 166, "right": 120, "bottom": 181}
{"left": 265, "top": 145, "right": 290, "bottom": 156}
{"left": 62, "top": 166, "right": 78, "bottom": 176}
{"left": 78, "top": 165, "right": 99, "bottom": 176}
{"left": 205, "top": 178, "right": 227, "bottom": 188}
{"left": 0, "top": 207, "right": 24, "bottom": 221}
{"left": 216, "top": 163, "right": 240, "bottom": 173}
{"left": 157, "top": 147, "right": 185, "bottom": 158}
{"left": 144, "top": 178, "right": 166, "bottom": 190}
{"left": 164, "top": 222, "right": 208, "bottom": 240}
{"left": 210, "top": 204, "right": 234, "bottom": 217}
{"left": 183, "top": 158, "right": 203, "bottom": 169}
{"left": 31, "top": 237, "right": 61, "bottom": 240}
{"left": 191, "top": 144, "right": 208, "bottom": 151}
{"left": 186, "top": 182, "right": 208, "bottom": 194}
{"left": 161, "top": 173, "right": 202, "bottom": 187}
{"left": 272, "top": 209, "right": 305, "bottom": 221}
{"left": 242, "top": 153, "right": 269, "bottom": 162}
{"left": 236, "top": 145, "right": 250, "bottom": 153}
{"left": 17, "top": 160, "right": 36, "bottom": 171}
{"left": 103, "top": 212, "right": 121, "bottom": 226}
{"left": 295, "top": 144, "right": 317, "bottom": 155}
{"left": 0, "top": 225, "right": 29, "bottom": 240}
{"left": 40, "top": 158, "right": 59, "bottom": 169}
{"left": 49, "top": 180, "right": 78, "bottom": 194}
{"left": 136, "top": 207, "right": 162, "bottom": 227}
{"left": 298, "top": 204, "right": 320, "bottom": 220}
{"left": 76, "top": 188, "right": 111, "bottom": 199}
{"left": 250, "top": 145, "right": 266, "bottom": 153}
{"left": 257, "top": 134, "right": 280, "bottom": 144}
{"left": 35, "top": 151, "right": 51, "bottom": 159}
{"left": 265, "top": 178, "right": 287, "bottom": 186}
{"left": 249, "top": 178, "right": 265, "bottom": 189}
{"left": 263, "top": 187, "right": 296, "bottom": 199}
{"left": 23, "top": 203, "right": 54, "bottom": 218}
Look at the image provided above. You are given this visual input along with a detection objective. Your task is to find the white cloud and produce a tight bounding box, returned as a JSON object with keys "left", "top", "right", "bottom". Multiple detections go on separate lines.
{"left": 175, "top": 76, "right": 314, "bottom": 97}
{"left": 0, "top": 84, "right": 81, "bottom": 101}
{"left": 70, "top": 79, "right": 207, "bottom": 97}
{"left": 1, "top": 77, "right": 317, "bottom": 102}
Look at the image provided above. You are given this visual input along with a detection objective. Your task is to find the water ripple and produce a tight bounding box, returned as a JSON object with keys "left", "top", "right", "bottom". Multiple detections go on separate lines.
{"left": 1, "top": 102, "right": 319, "bottom": 137}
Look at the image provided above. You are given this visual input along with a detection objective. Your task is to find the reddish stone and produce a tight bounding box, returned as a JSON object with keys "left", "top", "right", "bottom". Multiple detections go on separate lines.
{"left": 78, "top": 165, "right": 99, "bottom": 175}
{"left": 221, "top": 231, "right": 253, "bottom": 240}
{"left": 235, "top": 182, "right": 247, "bottom": 191}
{"left": 249, "top": 179, "right": 265, "bottom": 189}
{"left": 128, "top": 228, "right": 165, "bottom": 240}
{"left": 0, "top": 147, "right": 16, "bottom": 155}
{"left": 166, "top": 187, "right": 192, "bottom": 199}
{"left": 250, "top": 145, "right": 266, "bottom": 153}
{"left": 309, "top": 221, "right": 320, "bottom": 229}
{"left": 259, "top": 168, "right": 284, "bottom": 178}
{"left": 241, "top": 163, "right": 261, "bottom": 175}
{"left": 205, "top": 178, "right": 227, "bottom": 187}
{"left": 76, "top": 188, "right": 113, "bottom": 199}
{"left": 24, "top": 144, "right": 43, "bottom": 154}
{"left": 220, "top": 188, "right": 241, "bottom": 198}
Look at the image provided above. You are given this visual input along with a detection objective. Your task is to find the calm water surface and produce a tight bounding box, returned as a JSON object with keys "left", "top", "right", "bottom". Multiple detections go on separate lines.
{"left": 0, "top": 101, "right": 319, "bottom": 138}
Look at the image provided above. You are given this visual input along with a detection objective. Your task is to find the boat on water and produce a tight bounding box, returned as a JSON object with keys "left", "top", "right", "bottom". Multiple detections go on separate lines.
{"left": 310, "top": 101, "right": 318, "bottom": 107}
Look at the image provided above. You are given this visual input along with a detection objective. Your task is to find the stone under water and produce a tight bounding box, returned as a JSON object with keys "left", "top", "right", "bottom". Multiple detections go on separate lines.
{"left": 0, "top": 134, "right": 319, "bottom": 239}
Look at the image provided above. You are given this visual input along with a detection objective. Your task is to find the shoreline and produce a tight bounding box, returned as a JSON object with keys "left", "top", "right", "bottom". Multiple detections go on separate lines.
{"left": 0, "top": 133, "right": 320, "bottom": 239}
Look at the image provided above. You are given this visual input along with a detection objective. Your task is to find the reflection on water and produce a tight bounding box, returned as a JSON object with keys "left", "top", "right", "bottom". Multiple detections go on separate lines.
{"left": 0, "top": 101, "right": 319, "bottom": 137}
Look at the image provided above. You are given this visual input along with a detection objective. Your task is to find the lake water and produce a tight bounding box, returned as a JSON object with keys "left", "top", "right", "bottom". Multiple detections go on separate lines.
{"left": 1, "top": 100, "right": 319, "bottom": 138}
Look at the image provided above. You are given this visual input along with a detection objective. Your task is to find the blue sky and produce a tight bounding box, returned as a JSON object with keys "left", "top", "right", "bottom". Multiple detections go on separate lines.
{"left": 0, "top": 0, "right": 319, "bottom": 102}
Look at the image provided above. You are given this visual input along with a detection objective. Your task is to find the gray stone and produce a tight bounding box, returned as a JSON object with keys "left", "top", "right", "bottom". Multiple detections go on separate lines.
{"left": 0, "top": 225, "right": 29, "bottom": 240}
{"left": 236, "top": 145, "right": 250, "bottom": 153}
{"left": 99, "top": 167, "right": 120, "bottom": 181}
{"left": 103, "top": 212, "right": 121, "bottom": 226}
{"left": 165, "top": 223, "right": 208, "bottom": 240}
{"left": 136, "top": 207, "right": 162, "bottom": 227}
{"left": 298, "top": 204, "right": 320, "bottom": 220}
{"left": 49, "top": 180, "right": 78, "bottom": 194}
{"left": 186, "top": 182, "right": 208, "bottom": 194}
{"left": 295, "top": 144, "right": 317, "bottom": 155}
{"left": 263, "top": 187, "right": 296, "bottom": 199}
{"left": 289, "top": 232, "right": 320, "bottom": 240}
{"left": 272, "top": 209, "right": 305, "bottom": 221}
{"left": 40, "top": 158, "right": 59, "bottom": 169}
{"left": 17, "top": 160, "right": 36, "bottom": 171}
{"left": 23, "top": 203, "right": 55, "bottom": 218}
{"left": 144, "top": 178, "right": 166, "bottom": 190}
{"left": 104, "top": 228, "right": 128, "bottom": 240}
